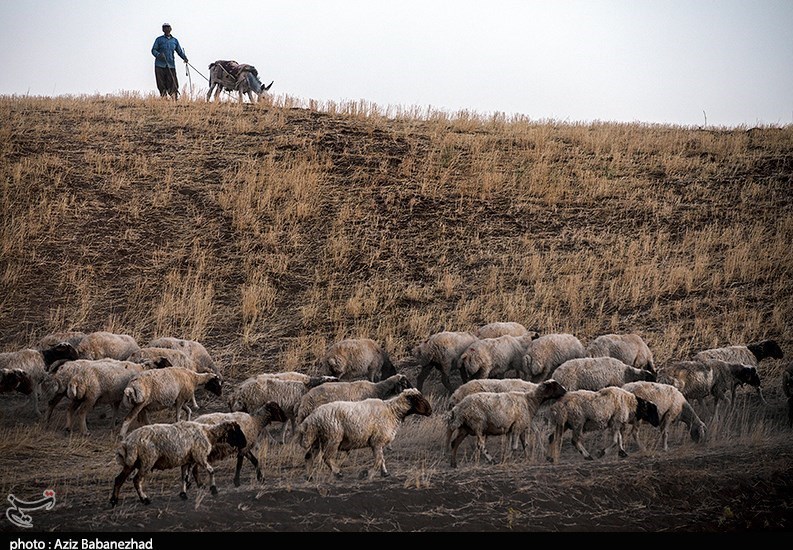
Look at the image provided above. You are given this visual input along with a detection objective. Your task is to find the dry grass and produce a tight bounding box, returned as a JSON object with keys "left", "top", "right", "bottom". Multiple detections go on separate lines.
{"left": 0, "top": 93, "right": 791, "bottom": 531}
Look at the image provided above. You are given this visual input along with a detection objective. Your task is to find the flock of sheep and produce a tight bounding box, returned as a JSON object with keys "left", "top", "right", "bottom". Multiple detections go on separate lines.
{"left": 1, "top": 321, "right": 791, "bottom": 508}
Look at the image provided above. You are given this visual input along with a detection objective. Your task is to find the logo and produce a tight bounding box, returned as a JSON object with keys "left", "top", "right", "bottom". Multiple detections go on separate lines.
{"left": 6, "top": 490, "right": 56, "bottom": 528}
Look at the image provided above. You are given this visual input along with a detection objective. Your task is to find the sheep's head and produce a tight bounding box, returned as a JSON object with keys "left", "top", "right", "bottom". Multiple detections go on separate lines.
{"left": 0, "top": 369, "right": 25, "bottom": 393}
{"left": 639, "top": 368, "right": 657, "bottom": 383}
{"left": 210, "top": 421, "right": 248, "bottom": 450}
{"left": 393, "top": 374, "right": 413, "bottom": 392}
{"left": 205, "top": 375, "right": 223, "bottom": 396}
{"left": 42, "top": 342, "right": 79, "bottom": 368}
{"left": 748, "top": 340, "right": 784, "bottom": 361}
{"left": 635, "top": 397, "right": 660, "bottom": 427}
{"left": 254, "top": 401, "right": 287, "bottom": 424}
{"left": 402, "top": 388, "right": 432, "bottom": 417}
{"left": 735, "top": 365, "right": 762, "bottom": 388}
{"left": 380, "top": 357, "right": 398, "bottom": 380}
{"left": 228, "top": 393, "right": 245, "bottom": 412}
{"left": 690, "top": 420, "right": 706, "bottom": 443}
{"left": 537, "top": 379, "right": 567, "bottom": 402}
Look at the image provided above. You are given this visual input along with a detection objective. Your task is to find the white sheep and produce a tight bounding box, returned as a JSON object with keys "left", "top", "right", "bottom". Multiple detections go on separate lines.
{"left": 298, "top": 388, "right": 432, "bottom": 479}
{"left": 0, "top": 344, "right": 79, "bottom": 417}
{"left": 474, "top": 322, "right": 536, "bottom": 339}
{"left": 192, "top": 401, "right": 287, "bottom": 486}
{"left": 74, "top": 331, "right": 141, "bottom": 361}
{"left": 547, "top": 386, "right": 661, "bottom": 462}
{"left": 694, "top": 339, "right": 783, "bottom": 404}
{"left": 520, "top": 333, "right": 588, "bottom": 382}
{"left": 147, "top": 336, "right": 220, "bottom": 377}
{"left": 586, "top": 333, "right": 656, "bottom": 375}
{"left": 319, "top": 338, "right": 396, "bottom": 382}
{"left": 64, "top": 359, "right": 153, "bottom": 435}
{"left": 782, "top": 362, "right": 793, "bottom": 428}
{"left": 448, "top": 378, "right": 540, "bottom": 409}
{"left": 118, "top": 367, "right": 223, "bottom": 437}
{"left": 128, "top": 346, "right": 207, "bottom": 409}
{"left": 411, "top": 330, "right": 478, "bottom": 394}
{"left": 296, "top": 373, "right": 413, "bottom": 424}
{"left": 227, "top": 375, "right": 317, "bottom": 443}
{"left": 621, "top": 381, "right": 706, "bottom": 451}
{"left": 110, "top": 419, "right": 247, "bottom": 506}
{"left": 657, "top": 359, "right": 761, "bottom": 416}
{"left": 460, "top": 333, "right": 539, "bottom": 381}
{"left": 551, "top": 356, "right": 656, "bottom": 391}
{"left": 446, "top": 379, "right": 567, "bottom": 468}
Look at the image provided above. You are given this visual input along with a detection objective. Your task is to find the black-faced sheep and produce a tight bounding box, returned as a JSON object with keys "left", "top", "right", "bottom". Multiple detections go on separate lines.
{"left": 474, "top": 322, "right": 537, "bottom": 339}
{"left": 547, "top": 386, "right": 661, "bottom": 462}
{"left": 192, "top": 401, "right": 287, "bottom": 487}
{"left": 0, "top": 344, "right": 79, "bottom": 417}
{"left": 118, "top": 367, "right": 223, "bottom": 437}
{"left": 34, "top": 331, "right": 86, "bottom": 350}
{"left": 657, "top": 359, "right": 761, "bottom": 416}
{"left": 551, "top": 356, "right": 656, "bottom": 391}
{"left": 147, "top": 336, "right": 220, "bottom": 377}
{"left": 110, "top": 420, "right": 247, "bottom": 506}
{"left": 411, "top": 330, "right": 478, "bottom": 394}
{"left": 622, "top": 381, "right": 706, "bottom": 450}
{"left": 586, "top": 333, "right": 656, "bottom": 375}
{"left": 694, "top": 339, "right": 783, "bottom": 404}
{"left": 296, "top": 373, "right": 413, "bottom": 424}
{"left": 318, "top": 338, "right": 396, "bottom": 382}
{"left": 520, "top": 333, "right": 587, "bottom": 382}
{"left": 460, "top": 333, "right": 539, "bottom": 381}
{"left": 298, "top": 388, "right": 432, "bottom": 479}
{"left": 446, "top": 380, "right": 567, "bottom": 468}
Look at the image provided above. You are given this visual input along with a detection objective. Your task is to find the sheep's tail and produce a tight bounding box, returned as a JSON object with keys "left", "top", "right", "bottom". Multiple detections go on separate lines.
{"left": 66, "top": 379, "right": 84, "bottom": 401}
{"left": 444, "top": 409, "right": 459, "bottom": 431}
{"left": 122, "top": 383, "right": 144, "bottom": 408}
{"left": 115, "top": 440, "right": 138, "bottom": 468}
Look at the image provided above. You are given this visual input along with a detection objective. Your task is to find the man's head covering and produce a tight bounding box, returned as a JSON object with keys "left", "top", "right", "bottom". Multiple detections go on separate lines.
{"left": 162, "top": 23, "right": 171, "bottom": 28}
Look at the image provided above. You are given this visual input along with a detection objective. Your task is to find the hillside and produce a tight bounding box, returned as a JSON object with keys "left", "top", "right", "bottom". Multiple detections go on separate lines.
{"left": 0, "top": 95, "right": 792, "bottom": 532}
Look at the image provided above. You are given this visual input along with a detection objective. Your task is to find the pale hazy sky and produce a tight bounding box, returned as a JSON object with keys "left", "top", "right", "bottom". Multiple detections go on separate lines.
{"left": 1, "top": 1, "right": 791, "bottom": 127}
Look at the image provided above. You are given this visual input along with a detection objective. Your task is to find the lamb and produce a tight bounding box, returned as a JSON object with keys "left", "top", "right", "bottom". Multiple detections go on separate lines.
{"left": 473, "top": 322, "right": 536, "bottom": 339}
{"left": 147, "top": 336, "right": 220, "bottom": 377}
{"left": 296, "top": 373, "right": 413, "bottom": 424}
{"left": 460, "top": 333, "right": 539, "bottom": 381}
{"left": 110, "top": 419, "right": 247, "bottom": 506}
{"left": 298, "top": 388, "right": 432, "bottom": 479}
{"left": 551, "top": 357, "right": 656, "bottom": 392}
{"left": 118, "top": 367, "right": 223, "bottom": 437}
{"left": 657, "top": 359, "right": 761, "bottom": 415}
{"left": 318, "top": 338, "right": 396, "bottom": 382}
{"left": 446, "top": 379, "right": 567, "bottom": 468}
{"left": 411, "top": 330, "right": 478, "bottom": 394}
{"left": 227, "top": 375, "right": 323, "bottom": 443}
{"left": 73, "top": 331, "right": 141, "bottom": 361}
{"left": 64, "top": 360, "right": 150, "bottom": 435}
{"left": 782, "top": 362, "right": 793, "bottom": 428}
{"left": 694, "top": 339, "right": 783, "bottom": 404}
{"left": 0, "top": 344, "right": 79, "bottom": 417}
{"left": 520, "top": 333, "right": 588, "bottom": 382}
{"left": 192, "top": 401, "right": 287, "bottom": 487}
{"left": 547, "top": 386, "right": 661, "bottom": 462}
{"left": 622, "top": 381, "right": 706, "bottom": 451}
{"left": 586, "top": 333, "right": 656, "bottom": 375}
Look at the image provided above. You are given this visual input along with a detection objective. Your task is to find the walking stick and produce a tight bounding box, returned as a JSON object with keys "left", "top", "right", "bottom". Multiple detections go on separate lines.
{"left": 184, "top": 49, "right": 193, "bottom": 99}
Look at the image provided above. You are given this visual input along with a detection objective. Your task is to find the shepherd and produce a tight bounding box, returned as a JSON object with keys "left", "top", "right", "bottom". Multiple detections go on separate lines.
{"left": 151, "top": 23, "right": 189, "bottom": 99}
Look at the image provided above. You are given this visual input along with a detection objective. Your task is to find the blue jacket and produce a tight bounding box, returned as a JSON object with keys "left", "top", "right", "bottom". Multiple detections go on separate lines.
{"left": 152, "top": 35, "right": 187, "bottom": 68}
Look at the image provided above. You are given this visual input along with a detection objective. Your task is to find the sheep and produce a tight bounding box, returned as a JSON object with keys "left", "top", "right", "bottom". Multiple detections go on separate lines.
{"left": 34, "top": 331, "right": 86, "bottom": 350}
{"left": 128, "top": 346, "right": 205, "bottom": 409}
{"left": 694, "top": 339, "right": 783, "bottom": 404}
{"left": 657, "top": 359, "right": 761, "bottom": 416}
{"left": 258, "top": 371, "right": 339, "bottom": 386}
{"left": 449, "top": 378, "right": 540, "bottom": 409}
{"left": 586, "top": 333, "right": 656, "bottom": 375}
{"left": 0, "top": 344, "right": 79, "bottom": 417}
{"left": 411, "top": 330, "right": 478, "bottom": 394}
{"left": 446, "top": 379, "right": 567, "bottom": 468}
{"left": 110, "top": 419, "right": 247, "bottom": 506}
{"left": 520, "top": 333, "right": 588, "bottom": 382}
{"left": 622, "top": 381, "right": 706, "bottom": 451}
{"left": 118, "top": 367, "right": 223, "bottom": 438}
{"left": 192, "top": 401, "right": 287, "bottom": 487}
{"left": 298, "top": 388, "right": 432, "bottom": 479}
{"left": 473, "top": 322, "right": 537, "bottom": 339}
{"left": 460, "top": 333, "right": 539, "bottom": 381}
{"left": 1, "top": 368, "right": 34, "bottom": 395}
{"left": 227, "top": 375, "right": 321, "bottom": 443}
{"left": 782, "top": 362, "right": 793, "bottom": 428}
{"left": 147, "top": 336, "right": 220, "bottom": 377}
{"left": 296, "top": 373, "right": 413, "bottom": 424}
{"left": 318, "top": 338, "right": 396, "bottom": 382}
{"left": 547, "top": 386, "right": 661, "bottom": 462}
{"left": 74, "top": 331, "right": 141, "bottom": 361}
{"left": 551, "top": 357, "right": 656, "bottom": 392}
{"left": 64, "top": 359, "right": 151, "bottom": 435}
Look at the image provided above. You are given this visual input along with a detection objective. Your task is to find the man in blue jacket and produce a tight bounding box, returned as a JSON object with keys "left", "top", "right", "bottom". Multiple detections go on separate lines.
{"left": 151, "top": 23, "right": 188, "bottom": 99}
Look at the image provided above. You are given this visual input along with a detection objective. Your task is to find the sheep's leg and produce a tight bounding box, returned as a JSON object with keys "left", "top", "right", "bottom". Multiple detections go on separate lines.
{"left": 119, "top": 403, "right": 146, "bottom": 438}
{"left": 75, "top": 398, "right": 96, "bottom": 436}
{"left": 322, "top": 439, "right": 343, "bottom": 478}
{"left": 31, "top": 386, "right": 42, "bottom": 418}
{"left": 444, "top": 427, "right": 455, "bottom": 452}
{"left": 278, "top": 420, "right": 290, "bottom": 444}
{"left": 133, "top": 470, "right": 150, "bottom": 505}
{"left": 304, "top": 443, "right": 320, "bottom": 480}
{"left": 415, "top": 364, "right": 434, "bottom": 392}
{"left": 476, "top": 434, "right": 496, "bottom": 464}
{"left": 64, "top": 399, "right": 78, "bottom": 433}
{"left": 439, "top": 369, "right": 456, "bottom": 395}
{"left": 179, "top": 464, "right": 191, "bottom": 500}
{"left": 571, "top": 428, "right": 593, "bottom": 460}
{"left": 365, "top": 445, "right": 388, "bottom": 479}
{"left": 45, "top": 393, "right": 64, "bottom": 425}
{"left": 547, "top": 424, "right": 565, "bottom": 463}
{"left": 109, "top": 464, "right": 135, "bottom": 507}
{"left": 449, "top": 431, "right": 468, "bottom": 468}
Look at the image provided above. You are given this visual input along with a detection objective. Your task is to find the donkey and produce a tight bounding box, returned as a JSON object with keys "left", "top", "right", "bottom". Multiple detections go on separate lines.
{"left": 206, "top": 60, "right": 273, "bottom": 103}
